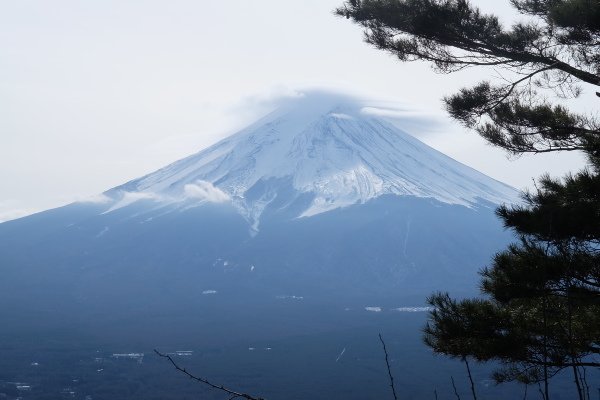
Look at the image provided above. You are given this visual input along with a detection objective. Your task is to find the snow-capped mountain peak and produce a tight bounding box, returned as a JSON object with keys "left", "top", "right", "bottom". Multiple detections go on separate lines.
{"left": 105, "top": 91, "right": 518, "bottom": 227}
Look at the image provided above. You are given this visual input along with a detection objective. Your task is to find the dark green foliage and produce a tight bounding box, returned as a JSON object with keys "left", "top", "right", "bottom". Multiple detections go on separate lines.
{"left": 446, "top": 83, "right": 597, "bottom": 154}
{"left": 335, "top": 0, "right": 600, "bottom": 155}
{"left": 336, "top": 0, "right": 600, "bottom": 81}
{"left": 337, "top": 0, "right": 600, "bottom": 397}
{"left": 512, "top": 0, "right": 600, "bottom": 42}
{"left": 422, "top": 170, "right": 600, "bottom": 396}
{"left": 497, "top": 171, "right": 600, "bottom": 241}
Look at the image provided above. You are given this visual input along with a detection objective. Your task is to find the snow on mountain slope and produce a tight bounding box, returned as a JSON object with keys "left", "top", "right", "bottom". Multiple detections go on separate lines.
{"left": 105, "top": 91, "right": 518, "bottom": 226}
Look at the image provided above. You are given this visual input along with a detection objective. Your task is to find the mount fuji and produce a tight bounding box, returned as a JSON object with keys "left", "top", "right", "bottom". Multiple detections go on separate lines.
{"left": 0, "top": 91, "right": 521, "bottom": 399}
{"left": 106, "top": 92, "right": 516, "bottom": 229}
{"left": 0, "top": 90, "right": 519, "bottom": 316}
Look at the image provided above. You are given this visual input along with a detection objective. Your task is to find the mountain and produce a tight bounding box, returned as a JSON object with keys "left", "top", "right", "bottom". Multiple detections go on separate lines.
{"left": 0, "top": 89, "right": 519, "bottom": 313}
{"left": 108, "top": 92, "right": 516, "bottom": 229}
{"left": 0, "top": 90, "right": 518, "bottom": 301}
{"left": 0, "top": 91, "right": 521, "bottom": 400}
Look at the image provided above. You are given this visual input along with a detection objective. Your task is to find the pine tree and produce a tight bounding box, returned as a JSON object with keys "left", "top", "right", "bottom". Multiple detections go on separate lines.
{"left": 336, "top": 1, "right": 600, "bottom": 398}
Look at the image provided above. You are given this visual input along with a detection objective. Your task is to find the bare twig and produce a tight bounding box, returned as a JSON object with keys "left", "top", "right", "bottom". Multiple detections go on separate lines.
{"left": 537, "top": 382, "right": 546, "bottom": 400}
{"left": 434, "top": 389, "right": 439, "bottom": 400}
{"left": 462, "top": 356, "right": 478, "bottom": 400}
{"left": 484, "top": 63, "right": 559, "bottom": 113}
{"left": 580, "top": 365, "right": 590, "bottom": 400}
{"left": 451, "top": 376, "right": 462, "bottom": 400}
{"left": 154, "top": 349, "right": 265, "bottom": 400}
{"left": 379, "top": 333, "right": 399, "bottom": 400}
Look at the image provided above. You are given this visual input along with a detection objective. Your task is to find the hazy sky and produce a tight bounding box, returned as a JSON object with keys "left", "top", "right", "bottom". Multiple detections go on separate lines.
{"left": 1, "top": 0, "right": 592, "bottom": 222}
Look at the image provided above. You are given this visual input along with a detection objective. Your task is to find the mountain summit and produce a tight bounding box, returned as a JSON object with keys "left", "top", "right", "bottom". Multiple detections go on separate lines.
{"left": 107, "top": 91, "right": 517, "bottom": 229}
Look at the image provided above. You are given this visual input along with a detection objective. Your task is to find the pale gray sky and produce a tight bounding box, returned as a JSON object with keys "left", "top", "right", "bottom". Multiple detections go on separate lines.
{"left": 0, "top": 0, "right": 590, "bottom": 222}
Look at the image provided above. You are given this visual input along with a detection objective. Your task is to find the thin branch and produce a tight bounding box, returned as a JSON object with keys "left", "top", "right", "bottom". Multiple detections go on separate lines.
{"left": 451, "top": 376, "right": 462, "bottom": 400}
{"left": 537, "top": 382, "right": 546, "bottom": 400}
{"left": 379, "top": 333, "right": 399, "bottom": 400}
{"left": 154, "top": 349, "right": 265, "bottom": 400}
{"left": 462, "top": 356, "right": 478, "bottom": 400}
{"left": 580, "top": 366, "right": 590, "bottom": 400}
{"left": 484, "top": 63, "right": 559, "bottom": 113}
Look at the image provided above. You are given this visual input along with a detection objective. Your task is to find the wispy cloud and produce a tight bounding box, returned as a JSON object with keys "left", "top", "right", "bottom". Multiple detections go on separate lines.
{"left": 103, "top": 191, "right": 162, "bottom": 213}
{"left": 361, "top": 106, "right": 448, "bottom": 135}
{"left": 0, "top": 200, "right": 39, "bottom": 223}
{"left": 98, "top": 181, "right": 230, "bottom": 215}
{"left": 76, "top": 193, "right": 113, "bottom": 204}
{"left": 184, "top": 181, "right": 230, "bottom": 203}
